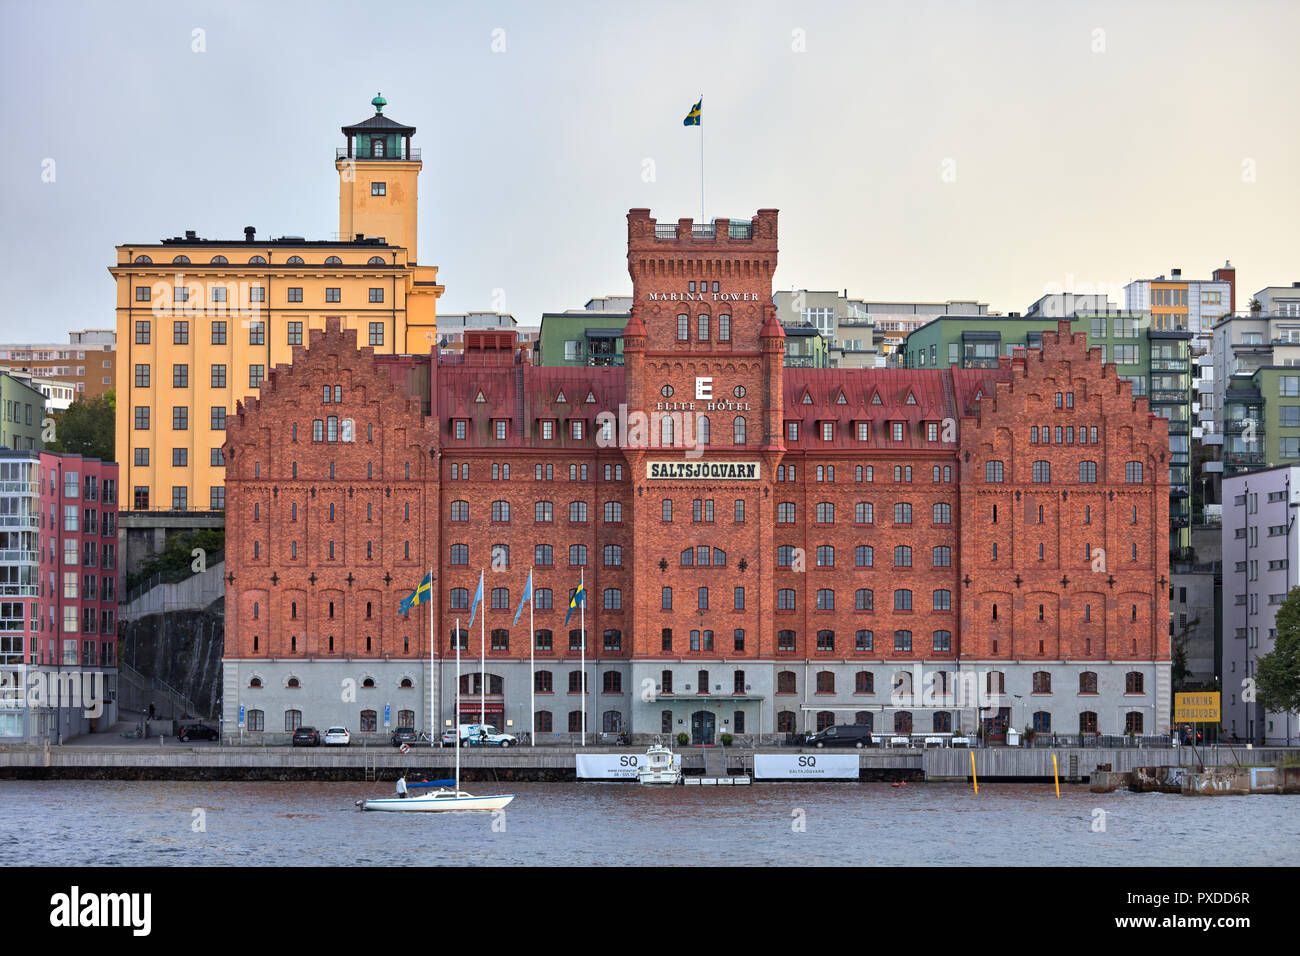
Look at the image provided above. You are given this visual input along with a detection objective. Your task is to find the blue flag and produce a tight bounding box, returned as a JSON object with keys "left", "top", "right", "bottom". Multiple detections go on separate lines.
{"left": 564, "top": 570, "right": 586, "bottom": 626}
{"left": 683, "top": 98, "right": 701, "bottom": 127}
{"left": 398, "top": 571, "right": 432, "bottom": 615}
{"left": 513, "top": 569, "right": 534, "bottom": 627}
{"left": 467, "top": 570, "right": 484, "bottom": 629}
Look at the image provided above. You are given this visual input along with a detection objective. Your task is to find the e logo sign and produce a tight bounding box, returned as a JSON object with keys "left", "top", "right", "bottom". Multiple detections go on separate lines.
{"left": 695, "top": 377, "right": 713, "bottom": 400}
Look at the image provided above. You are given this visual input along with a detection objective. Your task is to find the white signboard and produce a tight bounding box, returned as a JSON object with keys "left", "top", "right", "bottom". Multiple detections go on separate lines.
{"left": 754, "top": 754, "right": 860, "bottom": 780}
{"left": 576, "top": 753, "right": 677, "bottom": 779}
{"left": 646, "top": 461, "right": 761, "bottom": 480}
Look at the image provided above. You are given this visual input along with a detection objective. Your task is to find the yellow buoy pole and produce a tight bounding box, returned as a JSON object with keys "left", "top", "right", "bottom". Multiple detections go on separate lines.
{"left": 970, "top": 749, "right": 978, "bottom": 794}
{"left": 1052, "top": 754, "right": 1060, "bottom": 798}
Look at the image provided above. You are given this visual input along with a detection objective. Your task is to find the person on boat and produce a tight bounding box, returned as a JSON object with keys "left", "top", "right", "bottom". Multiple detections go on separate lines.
{"left": 396, "top": 775, "right": 408, "bottom": 799}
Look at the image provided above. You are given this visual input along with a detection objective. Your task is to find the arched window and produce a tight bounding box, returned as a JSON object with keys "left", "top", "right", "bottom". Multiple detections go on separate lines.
{"left": 371, "top": 139, "right": 385, "bottom": 157}
{"left": 932, "top": 711, "right": 952, "bottom": 732}
{"left": 1079, "top": 461, "right": 1098, "bottom": 483}
{"left": 325, "top": 255, "right": 342, "bottom": 265}
{"left": 285, "top": 255, "right": 304, "bottom": 265}
{"left": 1032, "top": 711, "right": 1051, "bottom": 733}
{"left": 246, "top": 709, "right": 264, "bottom": 731}
{"left": 985, "top": 460, "right": 1004, "bottom": 482}
{"left": 816, "top": 710, "right": 835, "bottom": 732}
{"left": 855, "top": 671, "right": 873, "bottom": 694}
{"left": 1079, "top": 711, "right": 1098, "bottom": 734}
{"left": 1032, "top": 671, "right": 1052, "bottom": 693}
{"left": 367, "top": 255, "right": 386, "bottom": 265}
{"left": 133, "top": 254, "right": 152, "bottom": 263}
{"left": 399, "top": 677, "right": 413, "bottom": 688}
{"left": 1032, "top": 460, "right": 1051, "bottom": 483}
{"left": 248, "top": 677, "right": 263, "bottom": 689}
{"left": 1079, "top": 671, "right": 1098, "bottom": 694}
{"left": 733, "top": 416, "right": 746, "bottom": 444}
{"left": 1125, "top": 671, "right": 1144, "bottom": 694}
{"left": 776, "top": 671, "right": 797, "bottom": 694}
{"left": 816, "top": 671, "right": 835, "bottom": 694}
{"left": 1125, "top": 461, "right": 1144, "bottom": 483}
{"left": 661, "top": 416, "right": 675, "bottom": 445}
{"left": 284, "top": 709, "right": 302, "bottom": 731}
{"left": 698, "top": 416, "right": 710, "bottom": 445}
{"left": 1124, "top": 711, "right": 1144, "bottom": 734}
{"left": 397, "top": 710, "right": 415, "bottom": 729}
{"left": 894, "top": 711, "right": 913, "bottom": 734}
{"left": 248, "top": 255, "right": 266, "bottom": 264}
{"left": 172, "top": 255, "right": 190, "bottom": 264}
{"left": 602, "top": 672, "right": 622, "bottom": 694}
{"left": 286, "top": 677, "right": 300, "bottom": 688}
{"left": 777, "top": 588, "right": 796, "bottom": 610}
{"left": 210, "top": 255, "right": 228, "bottom": 264}
{"left": 777, "top": 711, "right": 796, "bottom": 733}
{"left": 360, "top": 710, "right": 378, "bottom": 732}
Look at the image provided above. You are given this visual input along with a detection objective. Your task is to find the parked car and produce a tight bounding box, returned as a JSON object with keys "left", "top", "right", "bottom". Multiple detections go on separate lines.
{"left": 804, "top": 724, "right": 873, "bottom": 749}
{"left": 390, "top": 727, "right": 418, "bottom": 747}
{"left": 293, "top": 726, "right": 322, "bottom": 747}
{"left": 323, "top": 726, "right": 351, "bottom": 747}
{"left": 464, "top": 724, "right": 517, "bottom": 748}
{"left": 178, "top": 723, "right": 219, "bottom": 742}
{"left": 441, "top": 723, "right": 491, "bottom": 747}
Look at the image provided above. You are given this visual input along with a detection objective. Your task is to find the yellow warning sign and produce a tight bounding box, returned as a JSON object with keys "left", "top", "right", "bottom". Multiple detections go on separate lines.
{"left": 1174, "top": 692, "right": 1220, "bottom": 723}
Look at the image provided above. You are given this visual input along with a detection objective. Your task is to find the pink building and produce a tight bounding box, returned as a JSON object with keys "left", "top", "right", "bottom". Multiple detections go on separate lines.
{"left": 0, "top": 449, "right": 119, "bottom": 742}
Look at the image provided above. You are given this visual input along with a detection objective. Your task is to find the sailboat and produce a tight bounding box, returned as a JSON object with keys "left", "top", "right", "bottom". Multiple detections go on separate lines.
{"left": 359, "top": 589, "right": 516, "bottom": 813}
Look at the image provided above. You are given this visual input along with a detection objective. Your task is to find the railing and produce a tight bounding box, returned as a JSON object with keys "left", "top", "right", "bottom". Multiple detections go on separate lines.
{"left": 1224, "top": 452, "right": 1266, "bottom": 465}
{"left": 125, "top": 550, "right": 224, "bottom": 605}
{"left": 1166, "top": 420, "right": 1190, "bottom": 434}
{"left": 838, "top": 318, "right": 873, "bottom": 327}
{"left": 586, "top": 356, "right": 624, "bottom": 367}
{"left": 784, "top": 356, "right": 818, "bottom": 368}
{"left": 691, "top": 225, "right": 715, "bottom": 239}
{"left": 962, "top": 357, "right": 1000, "bottom": 369}
{"left": 121, "top": 507, "right": 224, "bottom": 516}
{"left": 1224, "top": 420, "right": 1260, "bottom": 434}
{"left": 0, "top": 550, "right": 38, "bottom": 564}
{"left": 1149, "top": 390, "right": 1186, "bottom": 402}
{"left": 654, "top": 224, "right": 678, "bottom": 239}
{"left": 727, "top": 221, "right": 753, "bottom": 239}
{"left": 335, "top": 147, "right": 421, "bottom": 162}
{"left": 1150, "top": 359, "right": 1189, "bottom": 371}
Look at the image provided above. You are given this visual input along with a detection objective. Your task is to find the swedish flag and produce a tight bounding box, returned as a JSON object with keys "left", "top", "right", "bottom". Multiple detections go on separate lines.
{"left": 683, "top": 98, "right": 701, "bottom": 127}
{"left": 564, "top": 571, "right": 586, "bottom": 626}
{"left": 398, "top": 571, "right": 433, "bottom": 615}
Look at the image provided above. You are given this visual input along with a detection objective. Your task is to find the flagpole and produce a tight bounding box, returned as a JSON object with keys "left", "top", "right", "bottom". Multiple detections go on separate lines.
{"left": 455, "top": 616, "right": 461, "bottom": 793}
{"left": 479, "top": 570, "right": 485, "bottom": 730}
{"left": 428, "top": 566, "right": 434, "bottom": 744}
{"left": 580, "top": 569, "right": 586, "bottom": 747}
{"left": 699, "top": 93, "right": 704, "bottom": 227}
{"left": 529, "top": 568, "right": 535, "bottom": 747}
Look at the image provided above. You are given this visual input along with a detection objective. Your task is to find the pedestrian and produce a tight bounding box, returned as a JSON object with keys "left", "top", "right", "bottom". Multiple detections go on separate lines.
{"left": 148, "top": 701, "right": 156, "bottom": 720}
{"left": 396, "top": 774, "right": 408, "bottom": 799}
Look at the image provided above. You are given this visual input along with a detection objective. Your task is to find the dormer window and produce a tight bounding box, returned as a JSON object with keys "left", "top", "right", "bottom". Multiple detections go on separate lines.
{"left": 891, "top": 422, "right": 904, "bottom": 442}
{"left": 571, "top": 420, "right": 585, "bottom": 440}
{"left": 494, "top": 420, "right": 508, "bottom": 440}
{"left": 821, "top": 422, "right": 834, "bottom": 441}
{"left": 927, "top": 422, "right": 939, "bottom": 442}
{"left": 454, "top": 420, "right": 467, "bottom": 440}
{"left": 371, "top": 139, "right": 385, "bottom": 158}
{"left": 541, "top": 420, "right": 555, "bottom": 440}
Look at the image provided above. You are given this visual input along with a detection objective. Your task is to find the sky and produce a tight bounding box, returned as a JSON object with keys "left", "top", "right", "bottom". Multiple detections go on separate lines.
{"left": 1, "top": 0, "right": 1297, "bottom": 342}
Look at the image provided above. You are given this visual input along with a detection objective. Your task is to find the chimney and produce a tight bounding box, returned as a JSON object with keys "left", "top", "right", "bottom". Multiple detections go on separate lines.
{"left": 184, "top": 230, "right": 197, "bottom": 240}
{"left": 1171, "top": 268, "right": 1182, "bottom": 279}
{"left": 1212, "top": 260, "right": 1237, "bottom": 313}
{"left": 244, "top": 226, "right": 255, "bottom": 241}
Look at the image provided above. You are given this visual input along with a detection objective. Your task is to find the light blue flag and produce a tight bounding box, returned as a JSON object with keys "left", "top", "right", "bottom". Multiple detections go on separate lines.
{"left": 467, "top": 570, "right": 484, "bottom": 629}
{"left": 513, "top": 569, "right": 534, "bottom": 627}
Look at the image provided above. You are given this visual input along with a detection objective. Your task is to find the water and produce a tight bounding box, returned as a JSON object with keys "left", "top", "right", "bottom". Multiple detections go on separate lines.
{"left": 2, "top": 780, "right": 1296, "bottom": 866}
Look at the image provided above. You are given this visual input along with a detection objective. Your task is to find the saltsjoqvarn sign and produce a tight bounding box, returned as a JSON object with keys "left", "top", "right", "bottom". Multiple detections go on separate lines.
{"left": 645, "top": 461, "right": 761, "bottom": 480}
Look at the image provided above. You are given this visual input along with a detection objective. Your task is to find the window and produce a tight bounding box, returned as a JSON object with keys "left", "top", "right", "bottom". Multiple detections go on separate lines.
{"left": 1125, "top": 461, "right": 1144, "bottom": 483}
{"left": 287, "top": 321, "right": 303, "bottom": 345}
{"left": 894, "top": 545, "right": 912, "bottom": 567}
{"left": 172, "top": 406, "right": 188, "bottom": 430}
{"left": 787, "top": 422, "right": 799, "bottom": 442}
{"left": 569, "top": 501, "right": 587, "bottom": 522}
{"left": 450, "top": 500, "right": 469, "bottom": 522}
{"left": 1125, "top": 672, "right": 1144, "bottom": 694}
{"left": 933, "top": 503, "right": 951, "bottom": 524}
{"left": 986, "top": 461, "right": 1004, "bottom": 482}
{"left": 369, "top": 289, "right": 384, "bottom": 304}
{"left": 1079, "top": 461, "right": 1097, "bottom": 483}
{"left": 1032, "top": 461, "right": 1051, "bottom": 483}
{"left": 249, "top": 365, "right": 265, "bottom": 389}
{"left": 816, "top": 589, "right": 834, "bottom": 610}
{"left": 603, "top": 501, "right": 622, "bottom": 523}
{"left": 777, "top": 589, "right": 796, "bottom": 611}
{"left": 677, "top": 314, "right": 689, "bottom": 341}
{"left": 135, "top": 320, "right": 150, "bottom": 344}
{"left": 173, "top": 321, "right": 189, "bottom": 344}
{"left": 894, "top": 590, "right": 912, "bottom": 611}
{"left": 535, "top": 501, "right": 553, "bottom": 523}
{"left": 932, "top": 589, "right": 951, "bottom": 611}
{"left": 894, "top": 502, "right": 912, "bottom": 524}
{"left": 855, "top": 588, "right": 873, "bottom": 611}
{"left": 855, "top": 545, "right": 873, "bottom": 567}
{"left": 932, "top": 546, "right": 951, "bottom": 568}
{"left": 248, "top": 321, "right": 264, "bottom": 345}
{"left": 569, "top": 545, "right": 587, "bottom": 566}
{"left": 777, "top": 502, "right": 796, "bottom": 524}
{"left": 1079, "top": 672, "right": 1098, "bottom": 694}
{"left": 894, "top": 630, "right": 912, "bottom": 652}
{"left": 855, "top": 502, "right": 873, "bottom": 523}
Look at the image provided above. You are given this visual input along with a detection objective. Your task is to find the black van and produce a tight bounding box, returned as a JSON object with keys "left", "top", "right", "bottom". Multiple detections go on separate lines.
{"left": 805, "top": 724, "right": 873, "bottom": 748}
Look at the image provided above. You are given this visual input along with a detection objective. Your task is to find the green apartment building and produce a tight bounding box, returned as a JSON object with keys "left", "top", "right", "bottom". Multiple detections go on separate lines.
{"left": 0, "top": 372, "right": 44, "bottom": 451}
{"left": 536, "top": 297, "right": 632, "bottom": 367}
{"left": 903, "top": 313, "right": 1193, "bottom": 550}
{"left": 1223, "top": 368, "right": 1300, "bottom": 477}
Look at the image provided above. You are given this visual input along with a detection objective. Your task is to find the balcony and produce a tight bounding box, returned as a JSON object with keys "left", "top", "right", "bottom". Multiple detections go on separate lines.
{"left": 1149, "top": 389, "right": 1186, "bottom": 403}
{"left": 1225, "top": 420, "right": 1262, "bottom": 435}
{"left": 1150, "top": 359, "right": 1189, "bottom": 372}
{"left": 586, "top": 355, "right": 624, "bottom": 367}
{"left": 335, "top": 147, "right": 420, "bottom": 162}
{"left": 785, "top": 356, "right": 818, "bottom": 368}
{"left": 839, "top": 318, "right": 873, "bottom": 327}
{"left": 654, "top": 224, "right": 678, "bottom": 239}
{"left": 1165, "top": 420, "right": 1190, "bottom": 435}
{"left": 962, "top": 357, "right": 1000, "bottom": 369}
{"left": 1225, "top": 452, "right": 1266, "bottom": 466}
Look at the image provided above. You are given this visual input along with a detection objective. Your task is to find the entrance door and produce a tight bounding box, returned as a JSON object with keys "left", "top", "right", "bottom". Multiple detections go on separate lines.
{"left": 983, "top": 706, "right": 1011, "bottom": 743}
{"left": 690, "top": 710, "right": 715, "bottom": 745}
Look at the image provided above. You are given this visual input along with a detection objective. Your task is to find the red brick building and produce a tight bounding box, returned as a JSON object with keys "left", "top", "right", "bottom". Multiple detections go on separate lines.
{"left": 221, "top": 208, "right": 1170, "bottom": 744}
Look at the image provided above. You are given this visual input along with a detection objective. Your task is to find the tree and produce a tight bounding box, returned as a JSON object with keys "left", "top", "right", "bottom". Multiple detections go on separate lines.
{"left": 1256, "top": 587, "right": 1300, "bottom": 717}
{"left": 46, "top": 389, "right": 115, "bottom": 461}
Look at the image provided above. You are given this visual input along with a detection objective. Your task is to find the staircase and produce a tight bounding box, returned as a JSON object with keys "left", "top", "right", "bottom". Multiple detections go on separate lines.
{"left": 702, "top": 746, "right": 727, "bottom": 778}
{"left": 513, "top": 368, "right": 526, "bottom": 436}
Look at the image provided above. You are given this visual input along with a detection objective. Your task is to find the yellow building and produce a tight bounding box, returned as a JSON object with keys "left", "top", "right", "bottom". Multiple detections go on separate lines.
{"left": 109, "top": 95, "right": 443, "bottom": 512}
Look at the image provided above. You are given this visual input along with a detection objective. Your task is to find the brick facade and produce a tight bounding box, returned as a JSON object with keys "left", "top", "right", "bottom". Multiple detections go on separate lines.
{"left": 220, "top": 208, "right": 1171, "bottom": 743}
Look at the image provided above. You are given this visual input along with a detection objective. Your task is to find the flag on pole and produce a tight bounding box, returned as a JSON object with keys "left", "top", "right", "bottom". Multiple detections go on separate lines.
{"left": 467, "top": 570, "right": 485, "bottom": 629}
{"left": 513, "top": 569, "right": 534, "bottom": 627}
{"left": 683, "top": 98, "right": 702, "bottom": 126}
{"left": 398, "top": 571, "right": 433, "bottom": 615}
{"left": 564, "top": 570, "right": 586, "bottom": 626}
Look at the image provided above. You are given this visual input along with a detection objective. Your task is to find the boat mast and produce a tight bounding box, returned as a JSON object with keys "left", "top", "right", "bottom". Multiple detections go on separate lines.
{"left": 455, "top": 615, "right": 461, "bottom": 792}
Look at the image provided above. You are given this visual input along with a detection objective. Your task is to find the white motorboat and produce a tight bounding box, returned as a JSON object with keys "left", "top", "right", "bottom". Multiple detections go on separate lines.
{"left": 360, "top": 789, "right": 514, "bottom": 812}
{"left": 358, "top": 591, "right": 517, "bottom": 813}
{"left": 636, "top": 745, "right": 682, "bottom": 785}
